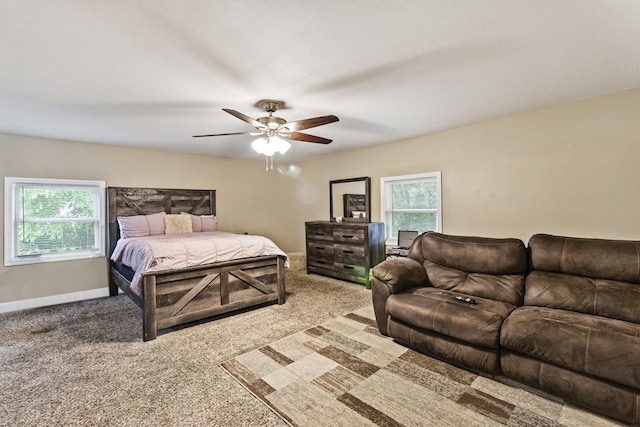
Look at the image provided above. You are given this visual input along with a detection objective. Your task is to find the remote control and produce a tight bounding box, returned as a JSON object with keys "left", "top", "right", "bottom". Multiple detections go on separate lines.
{"left": 454, "top": 295, "right": 476, "bottom": 304}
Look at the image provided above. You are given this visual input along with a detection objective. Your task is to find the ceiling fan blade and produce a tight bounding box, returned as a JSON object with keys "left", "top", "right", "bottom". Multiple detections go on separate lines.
{"left": 193, "top": 131, "right": 252, "bottom": 138}
{"left": 222, "top": 108, "right": 264, "bottom": 129}
{"left": 286, "top": 132, "right": 333, "bottom": 144}
{"left": 282, "top": 115, "right": 339, "bottom": 132}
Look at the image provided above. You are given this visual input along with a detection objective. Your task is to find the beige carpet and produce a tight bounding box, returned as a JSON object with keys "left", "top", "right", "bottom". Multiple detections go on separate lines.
{"left": 221, "top": 306, "right": 624, "bottom": 427}
{"left": 0, "top": 267, "right": 625, "bottom": 427}
{"left": 0, "top": 269, "right": 371, "bottom": 426}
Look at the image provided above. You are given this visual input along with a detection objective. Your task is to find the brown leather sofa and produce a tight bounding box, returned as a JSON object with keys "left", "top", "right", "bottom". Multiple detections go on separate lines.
{"left": 371, "top": 232, "right": 640, "bottom": 425}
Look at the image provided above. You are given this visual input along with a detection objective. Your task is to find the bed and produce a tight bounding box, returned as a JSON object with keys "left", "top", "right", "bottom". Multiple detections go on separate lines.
{"left": 107, "top": 186, "right": 287, "bottom": 341}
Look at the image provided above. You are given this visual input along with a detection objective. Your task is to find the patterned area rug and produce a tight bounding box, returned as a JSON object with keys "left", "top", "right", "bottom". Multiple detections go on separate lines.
{"left": 221, "top": 306, "right": 622, "bottom": 427}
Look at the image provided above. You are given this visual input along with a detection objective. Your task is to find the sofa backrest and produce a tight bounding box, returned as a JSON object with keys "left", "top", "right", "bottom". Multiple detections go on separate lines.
{"left": 408, "top": 232, "right": 527, "bottom": 305}
{"left": 526, "top": 234, "right": 640, "bottom": 323}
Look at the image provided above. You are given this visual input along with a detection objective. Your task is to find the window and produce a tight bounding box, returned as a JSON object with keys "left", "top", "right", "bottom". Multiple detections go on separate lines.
{"left": 4, "top": 177, "right": 105, "bottom": 266}
{"left": 380, "top": 172, "right": 442, "bottom": 244}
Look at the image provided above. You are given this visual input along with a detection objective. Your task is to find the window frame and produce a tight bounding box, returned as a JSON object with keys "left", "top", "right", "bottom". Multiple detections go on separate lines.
{"left": 380, "top": 172, "right": 442, "bottom": 245}
{"left": 4, "top": 177, "right": 106, "bottom": 266}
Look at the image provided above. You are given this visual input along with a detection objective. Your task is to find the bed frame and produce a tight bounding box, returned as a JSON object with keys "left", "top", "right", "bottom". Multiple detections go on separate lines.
{"left": 107, "top": 187, "right": 286, "bottom": 341}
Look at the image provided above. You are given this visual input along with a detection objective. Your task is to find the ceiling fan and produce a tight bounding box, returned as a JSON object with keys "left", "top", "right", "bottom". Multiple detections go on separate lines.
{"left": 193, "top": 100, "right": 339, "bottom": 169}
{"left": 194, "top": 99, "right": 339, "bottom": 170}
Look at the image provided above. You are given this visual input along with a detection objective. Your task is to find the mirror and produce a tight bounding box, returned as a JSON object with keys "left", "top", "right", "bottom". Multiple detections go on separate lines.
{"left": 330, "top": 177, "right": 371, "bottom": 222}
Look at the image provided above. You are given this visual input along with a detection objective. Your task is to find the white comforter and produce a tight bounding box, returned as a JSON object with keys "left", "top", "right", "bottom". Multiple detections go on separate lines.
{"left": 110, "top": 232, "right": 289, "bottom": 296}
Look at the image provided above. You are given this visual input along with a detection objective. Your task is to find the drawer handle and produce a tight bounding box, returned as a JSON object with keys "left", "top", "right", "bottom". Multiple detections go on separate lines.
{"left": 314, "top": 232, "right": 325, "bottom": 236}
{"left": 342, "top": 235, "right": 354, "bottom": 239}
{"left": 316, "top": 261, "right": 328, "bottom": 265}
{"left": 342, "top": 250, "right": 354, "bottom": 254}
{"left": 315, "top": 246, "right": 325, "bottom": 251}
{"left": 343, "top": 265, "right": 355, "bottom": 270}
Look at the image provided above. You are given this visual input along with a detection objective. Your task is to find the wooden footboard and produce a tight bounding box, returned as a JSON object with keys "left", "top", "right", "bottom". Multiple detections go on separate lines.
{"left": 110, "top": 255, "right": 285, "bottom": 341}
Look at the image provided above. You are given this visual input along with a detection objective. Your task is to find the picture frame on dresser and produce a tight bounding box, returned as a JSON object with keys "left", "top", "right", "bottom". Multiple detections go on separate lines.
{"left": 343, "top": 193, "right": 366, "bottom": 219}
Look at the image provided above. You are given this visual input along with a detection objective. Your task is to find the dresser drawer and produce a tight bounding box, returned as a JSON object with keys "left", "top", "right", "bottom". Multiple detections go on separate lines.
{"left": 306, "top": 224, "right": 334, "bottom": 242}
{"left": 333, "top": 243, "right": 365, "bottom": 265}
{"left": 333, "top": 227, "right": 366, "bottom": 244}
{"left": 307, "top": 241, "right": 335, "bottom": 259}
{"left": 333, "top": 262, "right": 366, "bottom": 278}
{"left": 308, "top": 256, "right": 334, "bottom": 269}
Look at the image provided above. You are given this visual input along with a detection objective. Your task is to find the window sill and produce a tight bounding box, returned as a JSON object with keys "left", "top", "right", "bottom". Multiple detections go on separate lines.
{"left": 4, "top": 250, "right": 105, "bottom": 267}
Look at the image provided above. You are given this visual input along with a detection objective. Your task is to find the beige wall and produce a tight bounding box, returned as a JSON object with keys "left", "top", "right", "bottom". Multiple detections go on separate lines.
{"left": 2, "top": 87, "right": 639, "bottom": 304}
{"left": 291, "top": 87, "right": 640, "bottom": 250}
{"left": 0, "top": 136, "right": 295, "bottom": 303}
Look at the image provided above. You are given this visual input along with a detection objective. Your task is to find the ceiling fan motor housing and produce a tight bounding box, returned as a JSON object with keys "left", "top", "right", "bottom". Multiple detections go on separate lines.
{"left": 258, "top": 115, "right": 287, "bottom": 130}
{"left": 255, "top": 99, "right": 286, "bottom": 113}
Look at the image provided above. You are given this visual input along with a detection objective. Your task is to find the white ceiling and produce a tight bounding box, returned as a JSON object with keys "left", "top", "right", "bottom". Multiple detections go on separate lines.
{"left": 2, "top": 1, "right": 640, "bottom": 163}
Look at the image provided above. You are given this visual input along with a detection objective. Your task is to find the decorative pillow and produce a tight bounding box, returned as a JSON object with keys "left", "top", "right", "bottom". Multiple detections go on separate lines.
{"left": 201, "top": 215, "right": 218, "bottom": 232}
{"left": 117, "top": 212, "right": 166, "bottom": 239}
{"left": 181, "top": 213, "right": 218, "bottom": 232}
{"left": 181, "top": 212, "right": 202, "bottom": 232}
{"left": 165, "top": 214, "right": 193, "bottom": 234}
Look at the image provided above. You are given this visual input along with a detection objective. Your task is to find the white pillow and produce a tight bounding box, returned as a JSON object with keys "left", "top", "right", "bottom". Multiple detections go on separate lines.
{"left": 117, "top": 212, "right": 166, "bottom": 239}
{"left": 165, "top": 214, "right": 193, "bottom": 234}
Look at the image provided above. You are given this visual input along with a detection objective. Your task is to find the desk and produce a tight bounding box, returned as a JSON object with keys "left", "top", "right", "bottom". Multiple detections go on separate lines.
{"left": 386, "top": 248, "right": 409, "bottom": 259}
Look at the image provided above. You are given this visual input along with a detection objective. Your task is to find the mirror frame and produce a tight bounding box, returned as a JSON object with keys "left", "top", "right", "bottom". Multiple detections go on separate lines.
{"left": 329, "top": 176, "right": 371, "bottom": 223}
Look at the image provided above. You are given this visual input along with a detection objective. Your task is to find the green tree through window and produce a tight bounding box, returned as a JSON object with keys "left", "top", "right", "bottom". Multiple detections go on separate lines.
{"left": 391, "top": 180, "right": 438, "bottom": 236}
{"left": 18, "top": 187, "right": 97, "bottom": 256}
{"left": 381, "top": 172, "right": 442, "bottom": 242}
{"left": 4, "top": 177, "right": 105, "bottom": 266}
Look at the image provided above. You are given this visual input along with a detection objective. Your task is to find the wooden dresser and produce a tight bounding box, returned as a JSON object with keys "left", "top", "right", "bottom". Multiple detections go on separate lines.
{"left": 305, "top": 221, "right": 385, "bottom": 288}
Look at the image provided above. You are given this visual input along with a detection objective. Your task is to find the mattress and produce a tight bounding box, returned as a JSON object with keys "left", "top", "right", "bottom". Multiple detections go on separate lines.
{"left": 110, "top": 231, "right": 289, "bottom": 295}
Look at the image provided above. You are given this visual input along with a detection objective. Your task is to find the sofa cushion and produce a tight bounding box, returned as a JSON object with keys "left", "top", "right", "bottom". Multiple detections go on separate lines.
{"left": 386, "top": 288, "right": 517, "bottom": 349}
{"left": 527, "top": 234, "right": 640, "bottom": 321}
{"left": 425, "top": 260, "right": 525, "bottom": 306}
{"left": 525, "top": 270, "right": 640, "bottom": 323}
{"left": 410, "top": 232, "right": 527, "bottom": 275}
{"left": 529, "top": 234, "right": 640, "bottom": 283}
{"left": 408, "top": 232, "right": 527, "bottom": 305}
{"left": 501, "top": 306, "right": 640, "bottom": 389}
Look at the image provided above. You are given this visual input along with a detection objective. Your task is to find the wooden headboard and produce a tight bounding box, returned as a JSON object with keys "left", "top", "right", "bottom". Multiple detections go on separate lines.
{"left": 107, "top": 187, "right": 216, "bottom": 256}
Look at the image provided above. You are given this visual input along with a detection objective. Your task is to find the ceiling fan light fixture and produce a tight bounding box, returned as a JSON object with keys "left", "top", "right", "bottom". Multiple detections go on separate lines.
{"left": 251, "top": 137, "right": 274, "bottom": 156}
{"left": 252, "top": 136, "right": 291, "bottom": 156}
{"left": 252, "top": 136, "right": 291, "bottom": 171}
{"left": 271, "top": 136, "right": 291, "bottom": 154}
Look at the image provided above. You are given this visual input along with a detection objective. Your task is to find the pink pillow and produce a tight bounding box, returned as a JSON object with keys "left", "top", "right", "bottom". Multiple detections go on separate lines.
{"left": 181, "top": 213, "right": 217, "bottom": 232}
{"left": 201, "top": 215, "right": 218, "bottom": 232}
{"left": 117, "top": 212, "right": 166, "bottom": 238}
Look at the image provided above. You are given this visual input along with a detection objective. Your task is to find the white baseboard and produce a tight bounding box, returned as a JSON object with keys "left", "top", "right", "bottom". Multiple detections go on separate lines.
{"left": 0, "top": 287, "right": 116, "bottom": 314}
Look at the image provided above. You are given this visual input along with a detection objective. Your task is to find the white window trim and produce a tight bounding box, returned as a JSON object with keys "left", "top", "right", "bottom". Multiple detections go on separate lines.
{"left": 4, "top": 177, "right": 106, "bottom": 266}
{"left": 380, "top": 172, "right": 442, "bottom": 246}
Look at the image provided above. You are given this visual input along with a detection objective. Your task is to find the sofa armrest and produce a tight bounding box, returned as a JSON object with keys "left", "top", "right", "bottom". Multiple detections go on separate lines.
{"left": 371, "top": 258, "right": 428, "bottom": 335}
{"left": 371, "top": 257, "right": 428, "bottom": 293}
